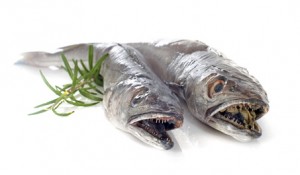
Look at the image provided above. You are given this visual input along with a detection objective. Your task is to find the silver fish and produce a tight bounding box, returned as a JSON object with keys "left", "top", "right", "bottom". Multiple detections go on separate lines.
{"left": 19, "top": 39, "right": 269, "bottom": 149}
{"left": 100, "top": 44, "right": 183, "bottom": 149}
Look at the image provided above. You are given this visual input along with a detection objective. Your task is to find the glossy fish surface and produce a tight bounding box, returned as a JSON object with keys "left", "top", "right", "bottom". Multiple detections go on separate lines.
{"left": 19, "top": 40, "right": 269, "bottom": 149}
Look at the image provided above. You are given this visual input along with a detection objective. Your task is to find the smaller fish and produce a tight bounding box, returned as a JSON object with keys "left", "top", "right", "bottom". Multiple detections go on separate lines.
{"left": 101, "top": 45, "right": 184, "bottom": 149}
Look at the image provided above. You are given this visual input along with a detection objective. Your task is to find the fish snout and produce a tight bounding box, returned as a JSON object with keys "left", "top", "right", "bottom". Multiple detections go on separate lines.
{"left": 128, "top": 112, "right": 183, "bottom": 150}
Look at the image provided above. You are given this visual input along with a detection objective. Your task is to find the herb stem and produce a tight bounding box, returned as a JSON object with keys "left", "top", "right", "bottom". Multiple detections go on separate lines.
{"left": 29, "top": 46, "right": 108, "bottom": 116}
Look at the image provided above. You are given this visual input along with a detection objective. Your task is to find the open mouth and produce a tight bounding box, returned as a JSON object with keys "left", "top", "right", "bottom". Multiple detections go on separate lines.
{"left": 209, "top": 99, "right": 269, "bottom": 135}
{"left": 129, "top": 113, "right": 183, "bottom": 149}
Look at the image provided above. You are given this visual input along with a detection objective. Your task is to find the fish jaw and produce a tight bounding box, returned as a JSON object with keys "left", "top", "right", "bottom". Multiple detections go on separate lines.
{"left": 206, "top": 99, "right": 269, "bottom": 141}
{"left": 127, "top": 113, "right": 183, "bottom": 150}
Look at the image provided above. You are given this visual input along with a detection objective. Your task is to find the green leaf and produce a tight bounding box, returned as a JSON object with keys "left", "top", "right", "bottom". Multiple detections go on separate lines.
{"left": 68, "top": 94, "right": 85, "bottom": 104}
{"left": 52, "top": 98, "right": 64, "bottom": 110}
{"left": 72, "top": 60, "right": 79, "bottom": 89}
{"left": 80, "top": 60, "right": 89, "bottom": 73}
{"left": 94, "top": 87, "right": 104, "bottom": 94}
{"left": 55, "top": 86, "right": 63, "bottom": 91}
{"left": 28, "top": 109, "right": 49, "bottom": 115}
{"left": 34, "top": 98, "right": 57, "bottom": 108}
{"left": 90, "top": 53, "right": 109, "bottom": 75}
{"left": 65, "top": 99, "right": 99, "bottom": 107}
{"left": 61, "top": 54, "right": 73, "bottom": 78}
{"left": 77, "top": 63, "right": 85, "bottom": 77}
{"left": 94, "top": 74, "right": 103, "bottom": 86}
{"left": 83, "top": 84, "right": 97, "bottom": 90}
{"left": 40, "top": 71, "right": 61, "bottom": 96}
{"left": 82, "top": 89, "right": 98, "bottom": 95}
{"left": 63, "top": 84, "right": 72, "bottom": 89}
{"left": 52, "top": 108, "right": 74, "bottom": 116}
{"left": 88, "top": 45, "right": 94, "bottom": 70}
{"left": 79, "top": 89, "right": 102, "bottom": 101}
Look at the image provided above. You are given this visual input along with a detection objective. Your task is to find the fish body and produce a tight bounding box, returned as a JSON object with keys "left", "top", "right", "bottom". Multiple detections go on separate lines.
{"left": 20, "top": 40, "right": 269, "bottom": 149}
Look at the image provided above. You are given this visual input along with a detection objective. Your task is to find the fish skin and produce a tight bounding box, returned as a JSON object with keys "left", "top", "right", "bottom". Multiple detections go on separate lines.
{"left": 19, "top": 39, "right": 269, "bottom": 148}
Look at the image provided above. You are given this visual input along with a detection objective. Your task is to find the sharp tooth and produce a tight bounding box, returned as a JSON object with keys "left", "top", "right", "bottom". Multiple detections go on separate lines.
{"left": 264, "top": 106, "right": 268, "bottom": 112}
{"left": 250, "top": 111, "right": 256, "bottom": 118}
{"left": 220, "top": 108, "right": 226, "bottom": 112}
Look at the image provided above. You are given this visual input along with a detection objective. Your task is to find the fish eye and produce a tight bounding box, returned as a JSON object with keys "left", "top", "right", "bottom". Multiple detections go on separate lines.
{"left": 214, "top": 82, "right": 224, "bottom": 93}
{"left": 209, "top": 79, "right": 225, "bottom": 97}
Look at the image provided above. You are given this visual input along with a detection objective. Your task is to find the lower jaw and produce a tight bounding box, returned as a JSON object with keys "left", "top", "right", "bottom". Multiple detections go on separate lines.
{"left": 207, "top": 117, "right": 262, "bottom": 142}
{"left": 127, "top": 124, "right": 174, "bottom": 150}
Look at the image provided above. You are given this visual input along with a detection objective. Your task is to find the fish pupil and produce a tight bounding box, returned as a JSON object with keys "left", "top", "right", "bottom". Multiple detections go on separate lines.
{"left": 214, "top": 83, "right": 224, "bottom": 93}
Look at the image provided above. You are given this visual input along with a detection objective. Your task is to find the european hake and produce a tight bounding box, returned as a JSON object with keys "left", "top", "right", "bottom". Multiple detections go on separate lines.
{"left": 19, "top": 40, "right": 269, "bottom": 149}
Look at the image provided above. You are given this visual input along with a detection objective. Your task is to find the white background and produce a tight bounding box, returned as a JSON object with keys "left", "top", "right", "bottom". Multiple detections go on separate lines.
{"left": 0, "top": 0, "right": 299, "bottom": 174}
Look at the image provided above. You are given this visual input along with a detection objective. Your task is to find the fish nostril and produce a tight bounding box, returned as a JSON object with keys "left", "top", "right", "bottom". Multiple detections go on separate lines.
{"left": 155, "top": 101, "right": 169, "bottom": 111}
{"left": 131, "top": 96, "right": 144, "bottom": 107}
{"left": 230, "top": 86, "right": 236, "bottom": 92}
{"left": 130, "top": 88, "right": 150, "bottom": 107}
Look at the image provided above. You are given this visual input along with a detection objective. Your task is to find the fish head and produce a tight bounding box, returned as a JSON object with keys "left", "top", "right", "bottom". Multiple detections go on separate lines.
{"left": 105, "top": 82, "right": 183, "bottom": 150}
{"left": 126, "top": 86, "right": 183, "bottom": 150}
{"left": 185, "top": 57, "right": 269, "bottom": 141}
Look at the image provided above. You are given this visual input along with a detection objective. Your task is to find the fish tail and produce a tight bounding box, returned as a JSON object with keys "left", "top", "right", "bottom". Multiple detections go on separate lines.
{"left": 15, "top": 43, "right": 103, "bottom": 68}
{"left": 16, "top": 51, "right": 62, "bottom": 68}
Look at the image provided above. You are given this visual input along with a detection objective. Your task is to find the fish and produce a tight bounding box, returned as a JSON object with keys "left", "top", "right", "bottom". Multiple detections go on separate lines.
{"left": 99, "top": 44, "right": 184, "bottom": 150}
{"left": 19, "top": 39, "right": 269, "bottom": 149}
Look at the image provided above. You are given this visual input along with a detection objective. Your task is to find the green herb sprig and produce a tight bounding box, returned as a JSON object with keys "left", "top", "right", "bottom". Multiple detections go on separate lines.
{"left": 29, "top": 46, "right": 108, "bottom": 116}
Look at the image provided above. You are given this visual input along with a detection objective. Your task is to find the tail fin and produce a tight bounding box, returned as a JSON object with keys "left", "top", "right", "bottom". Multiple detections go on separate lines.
{"left": 16, "top": 51, "right": 62, "bottom": 68}
{"left": 15, "top": 44, "right": 94, "bottom": 68}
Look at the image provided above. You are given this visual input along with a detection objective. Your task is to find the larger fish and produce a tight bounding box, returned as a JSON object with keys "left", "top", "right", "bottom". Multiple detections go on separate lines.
{"left": 20, "top": 40, "right": 269, "bottom": 149}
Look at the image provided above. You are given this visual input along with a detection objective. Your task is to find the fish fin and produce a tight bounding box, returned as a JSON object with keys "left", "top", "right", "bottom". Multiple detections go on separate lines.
{"left": 16, "top": 51, "right": 62, "bottom": 68}
{"left": 208, "top": 47, "right": 225, "bottom": 58}
{"left": 16, "top": 43, "right": 101, "bottom": 68}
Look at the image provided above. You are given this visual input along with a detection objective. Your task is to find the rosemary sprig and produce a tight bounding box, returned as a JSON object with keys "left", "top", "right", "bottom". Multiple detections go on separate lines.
{"left": 29, "top": 45, "right": 108, "bottom": 116}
